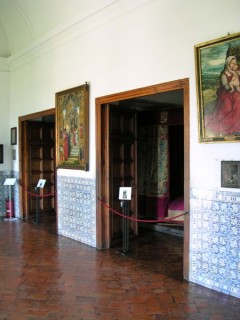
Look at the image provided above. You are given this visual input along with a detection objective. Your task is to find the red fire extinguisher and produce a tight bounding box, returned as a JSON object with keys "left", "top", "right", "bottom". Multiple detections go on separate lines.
{"left": 6, "top": 199, "right": 14, "bottom": 218}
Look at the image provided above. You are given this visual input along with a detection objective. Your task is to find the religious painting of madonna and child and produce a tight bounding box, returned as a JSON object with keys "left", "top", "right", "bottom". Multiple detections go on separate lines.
{"left": 195, "top": 32, "right": 240, "bottom": 142}
{"left": 56, "top": 84, "right": 89, "bottom": 170}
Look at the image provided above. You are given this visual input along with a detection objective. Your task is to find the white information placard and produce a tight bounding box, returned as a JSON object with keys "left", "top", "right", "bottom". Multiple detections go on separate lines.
{"left": 119, "top": 187, "right": 132, "bottom": 200}
{"left": 37, "top": 179, "right": 46, "bottom": 188}
{"left": 4, "top": 178, "right": 16, "bottom": 186}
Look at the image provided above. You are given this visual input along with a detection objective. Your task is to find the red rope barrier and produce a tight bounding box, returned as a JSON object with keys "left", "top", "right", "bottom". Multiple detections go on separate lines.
{"left": 26, "top": 191, "right": 56, "bottom": 198}
{"left": 18, "top": 183, "right": 56, "bottom": 198}
{"left": 98, "top": 197, "right": 188, "bottom": 223}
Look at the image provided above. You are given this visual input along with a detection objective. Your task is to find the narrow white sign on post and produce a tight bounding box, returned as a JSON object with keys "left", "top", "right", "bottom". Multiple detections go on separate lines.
{"left": 4, "top": 178, "right": 16, "bottom": 186}
{"left": 37, "top": 179, "right": 46, "bottom": 188}
{"left": 119, "top": 187, "right": 132, "bottom": 200}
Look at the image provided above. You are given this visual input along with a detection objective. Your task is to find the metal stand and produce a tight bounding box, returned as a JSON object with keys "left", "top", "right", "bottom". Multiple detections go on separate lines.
{"left": 121, "top": 200, "right": 129, "bottom": 253}
{"left": 8, "top": 185, "right": 15, "bottom": 220}
{"left": 9, "top": 185, "right": 12, "bottom": 219}
{"left": 35, "top": 187, "right": 40, "bottom": 224}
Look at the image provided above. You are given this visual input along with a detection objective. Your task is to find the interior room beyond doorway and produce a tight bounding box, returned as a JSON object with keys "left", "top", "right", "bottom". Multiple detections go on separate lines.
{"left": 19, "top": 109, "right": 56, "bottom": 223}
{"left": 96, "top": 79, "right": 190, "bottom": 279}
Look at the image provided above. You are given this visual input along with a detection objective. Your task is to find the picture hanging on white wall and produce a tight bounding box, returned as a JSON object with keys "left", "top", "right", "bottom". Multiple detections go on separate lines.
{"left": 195, "top": 32, "right": 240, "bottom": 142}
{"left": 221, "top": 161, "right": 240, "bottom": 188}
{"left": 11, "top": 127, "right": 17, "bottom": 145}
{"left": 56, "top": 83, "right": 89, "bottom": 170}
{"left": 0, "top": 144, "right": 3, "bottom": 163}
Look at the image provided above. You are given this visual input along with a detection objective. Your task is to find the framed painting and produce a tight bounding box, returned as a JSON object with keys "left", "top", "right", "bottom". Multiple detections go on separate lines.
{"left": 56, "top": 83, "right": 89, "bottom": 170}
{"left": 195, "top": 32, "right": 240, "bottom": 142}
{"left": 221, "top": 161, "right": 240, "bottom": 188}
{"left": 0, "top": 144, "right": 3, "bottom": 163}
{"left": 11, "top": 127, "right": 17, "bottom": 145}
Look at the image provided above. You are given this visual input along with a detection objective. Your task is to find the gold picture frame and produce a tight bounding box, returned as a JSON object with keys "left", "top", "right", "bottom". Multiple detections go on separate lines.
{"left": 195, "top": 32, "right": 240, "bottom": 142}
{"left": 56, "top": 83, "right": 89, "bottom": 170}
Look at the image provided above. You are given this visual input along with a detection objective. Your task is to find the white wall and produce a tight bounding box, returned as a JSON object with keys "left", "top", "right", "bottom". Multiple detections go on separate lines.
{"left": 0, "top": 58, "right": 11, "bottom": 171}
{"left": 6, "top": 0, "right": 240, "bottom": 185}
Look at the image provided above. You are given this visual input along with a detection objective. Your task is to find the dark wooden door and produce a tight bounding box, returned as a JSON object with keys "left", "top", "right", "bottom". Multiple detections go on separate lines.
{"left": 27, "top": 121, "right": 55, "bottom": 218}
{"left": 109, "top": 104, "right": 138, "bottom": 244}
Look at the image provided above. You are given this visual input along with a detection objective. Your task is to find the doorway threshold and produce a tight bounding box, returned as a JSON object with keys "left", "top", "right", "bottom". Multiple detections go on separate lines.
{"left": 141, "top": 222, "right": 184, "bottom": 237}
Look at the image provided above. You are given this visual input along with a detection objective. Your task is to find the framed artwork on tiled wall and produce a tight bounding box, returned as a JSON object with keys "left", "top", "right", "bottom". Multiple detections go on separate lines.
{"left": 55, "top": 83, "right": 89, "bottom": 170}
{"left": 221, "top": 161, "right": 240, "bottom": 188}
{"left": 195, "top": 32, "right": 240, "bottom": 142}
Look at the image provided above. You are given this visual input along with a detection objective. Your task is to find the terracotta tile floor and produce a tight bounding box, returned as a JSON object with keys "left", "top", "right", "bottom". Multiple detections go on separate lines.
{"left": 0, "top": 217, "right": 239, "bottom": 320}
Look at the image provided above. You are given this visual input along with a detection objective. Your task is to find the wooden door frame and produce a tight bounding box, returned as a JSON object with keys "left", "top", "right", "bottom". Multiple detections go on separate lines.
{"left": 18, "top": 108, "right": 55, "bottom": 220}
{"left": 96, "top": 79, "right": 190, "bottom": 280}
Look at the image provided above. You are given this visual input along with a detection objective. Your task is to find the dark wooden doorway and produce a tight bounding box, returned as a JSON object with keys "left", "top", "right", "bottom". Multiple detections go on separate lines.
{"left": 19, "top": 109, "right": 56, "bottom": 221}
{"left": 96, "top": 79, "right": 190, "bottom": 280}
{"left": 108, "top": 104, "right": 138, "bottom": 244}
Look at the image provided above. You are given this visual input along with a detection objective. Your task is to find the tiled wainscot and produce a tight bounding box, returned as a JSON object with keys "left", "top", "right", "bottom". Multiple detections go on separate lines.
{"left": 190, "top": 189, "right": 240, "bottom": 298}
{"left": 57, "top": 176, "right": 96, "bottom": 247}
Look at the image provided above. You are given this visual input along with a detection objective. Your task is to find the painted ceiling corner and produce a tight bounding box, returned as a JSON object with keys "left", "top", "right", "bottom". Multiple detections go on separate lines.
{"left": 0, "top": 0, "right": 117, "bottom": 59}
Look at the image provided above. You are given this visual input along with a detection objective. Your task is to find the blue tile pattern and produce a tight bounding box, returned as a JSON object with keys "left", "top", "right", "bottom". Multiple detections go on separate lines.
{"left": 190, "top": 189, "right": 240, "bottom": 298}
{"left": 57, "top": 175, "right": 96, "bottom": 247}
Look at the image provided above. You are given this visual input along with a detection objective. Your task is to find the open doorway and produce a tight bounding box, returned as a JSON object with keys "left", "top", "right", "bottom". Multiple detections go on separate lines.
{"left": 137, "top": 103, "right": 184, "bottom": 231}
{"left": 96, "top": 79, "right": 190, "bottom": 279}
{"left": 19, "top": 108, "right": 56, "bottom": 224}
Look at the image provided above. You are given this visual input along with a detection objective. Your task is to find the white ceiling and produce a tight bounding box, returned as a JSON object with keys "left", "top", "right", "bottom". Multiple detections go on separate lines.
{"left": 0, "top": 0, "right": 183, "bottom": 106}
{"left": 0, "top": 0, "right": 115, "bottom": 58}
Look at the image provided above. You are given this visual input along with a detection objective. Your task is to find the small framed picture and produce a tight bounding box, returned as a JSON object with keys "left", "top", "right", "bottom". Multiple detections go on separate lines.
{"left": 0, "top": 144, "right": 3, "bottom": 163}
{"left": 221, "top": 161, "right": 240, "bottom": 188}
{"left": 11, "top": 127, "right": 17, "bottom": 145}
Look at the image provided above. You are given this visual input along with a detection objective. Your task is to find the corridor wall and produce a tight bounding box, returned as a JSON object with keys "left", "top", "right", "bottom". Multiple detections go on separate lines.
{"left": 0, "top": 0, "right": 240, "bottom": 298}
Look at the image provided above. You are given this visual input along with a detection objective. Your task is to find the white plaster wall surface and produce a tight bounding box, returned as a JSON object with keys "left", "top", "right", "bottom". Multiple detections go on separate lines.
{"left": 0, "top": 64, "right": 11, "bottom": 171}
{"left": 7, "top": 0, "right": 240, "bottom": 182}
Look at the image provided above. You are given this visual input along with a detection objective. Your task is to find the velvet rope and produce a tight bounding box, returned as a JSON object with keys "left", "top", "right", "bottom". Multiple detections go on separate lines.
{"left": 26, "top": 191, "right": 56, "bottom": 198}
{"left": 98, "top": 197, "right": 188, "bottom": 223}
{"left": 18, "top": 183, "right": 56, "bottom": 198}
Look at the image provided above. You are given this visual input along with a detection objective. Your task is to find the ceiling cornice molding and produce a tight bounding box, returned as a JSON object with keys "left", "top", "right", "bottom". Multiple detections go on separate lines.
{"left": 7, "top": 0, "right": 120, "bottom": 66}
{"left": 7, "top": 0, "right": 149, "bottom": 70}
{"left": 0, "top": 57, "right": 9, "bottom": 72}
